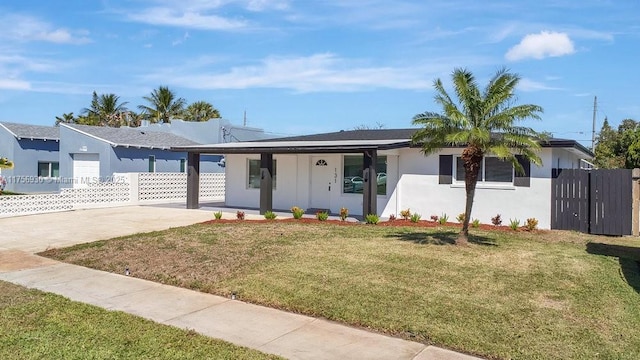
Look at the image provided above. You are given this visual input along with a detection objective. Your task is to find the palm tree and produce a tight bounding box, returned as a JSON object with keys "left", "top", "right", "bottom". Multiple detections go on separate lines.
{"left": 81, "top": 91, "right": 129, "bottom": 127}
{"left": 411, "top": 68, "right": 544, "bottom": 245}
{"left": 55, "top": 112, "right": 76, "bottom": 126}
{"left": 138, "top": 86, "right": 186, "bottom": 124}
{"left": 183, "top": 101, "right": 221, "bottom": 122}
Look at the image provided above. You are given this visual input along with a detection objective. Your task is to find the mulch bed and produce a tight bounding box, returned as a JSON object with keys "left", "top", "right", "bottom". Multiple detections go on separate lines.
{"left": 201, "top": 218, "right": 534, "bottom": 233}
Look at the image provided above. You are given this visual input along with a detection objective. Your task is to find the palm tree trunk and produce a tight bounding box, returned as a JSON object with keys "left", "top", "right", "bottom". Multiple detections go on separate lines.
{"left": 458, "top": 146, "right": 483, "bottom": 245}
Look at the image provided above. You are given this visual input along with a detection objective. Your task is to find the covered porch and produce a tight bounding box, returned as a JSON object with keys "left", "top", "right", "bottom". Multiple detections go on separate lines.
{"left": 172, "top": 138, "right": 409, "bottom": 217}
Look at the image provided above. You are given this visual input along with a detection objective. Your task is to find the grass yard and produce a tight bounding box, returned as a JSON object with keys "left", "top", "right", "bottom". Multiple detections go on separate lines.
{"left": 42, "top": 221, "right": 640, "bottom": 360}
{"left": 0, "top": 280, "right": 280, "bottom": 359}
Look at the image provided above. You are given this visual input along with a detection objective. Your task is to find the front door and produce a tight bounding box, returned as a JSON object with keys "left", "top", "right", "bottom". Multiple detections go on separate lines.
{"left": 310, "top": 157, "right": 331, "bottom": 210}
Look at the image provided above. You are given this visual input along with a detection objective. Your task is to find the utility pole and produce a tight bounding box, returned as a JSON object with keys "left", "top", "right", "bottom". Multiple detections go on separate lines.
{"left": 592, "top": 96, "right": 597, "bottom": 150}
{"left": 243, "top": 110, "right": 247, "bottom": 127}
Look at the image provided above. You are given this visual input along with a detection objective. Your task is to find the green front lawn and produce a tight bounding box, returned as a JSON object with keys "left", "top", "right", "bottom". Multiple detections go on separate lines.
{"left": 0, "top": 281, "right": 280, "bottom": 359}
{"left": 42, "top": 222, "right": 640, "bottom": 359}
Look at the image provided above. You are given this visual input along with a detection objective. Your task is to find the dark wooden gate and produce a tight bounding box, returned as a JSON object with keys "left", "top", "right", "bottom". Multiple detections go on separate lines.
{"left": 551, "top": 168, "right": 632, "bottom": 236}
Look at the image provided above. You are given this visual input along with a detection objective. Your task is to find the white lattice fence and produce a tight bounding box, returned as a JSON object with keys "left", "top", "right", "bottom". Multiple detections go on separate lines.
{"left": 0, "top": 172, "right": 225, "bottom": 218}
{"left": 62, "top": 182, "right": 131, "bottom": 209}
{"left": 137, "top": 172, "right": 225, "bottom": 203}
{"left": 0, "top": 192, "right": 74, "bottom": 217}
{"left": 201, "top": 173, "right": 226, "bottom": 200}
{"left": 0, "top": 182, "right": 132, "bottom": 217}
{"left": 138, "top": 173, "right": 188, "bottom": 202}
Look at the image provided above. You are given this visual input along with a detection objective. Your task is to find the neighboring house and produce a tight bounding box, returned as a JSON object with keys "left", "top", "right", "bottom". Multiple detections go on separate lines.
{"left": 0, "top": 122, "right": 60, "bottom": 193}
{"left": 173, "top": 128, "right": 593, "bottom": 229}
{"left": 1, "top": 119, "right": 272, "bottom": 192}
{"left": 58, "top": 124, "right": 224, "bottom": 188}
{"left": 145, "top": 118, "right": 273, "bottom": 144}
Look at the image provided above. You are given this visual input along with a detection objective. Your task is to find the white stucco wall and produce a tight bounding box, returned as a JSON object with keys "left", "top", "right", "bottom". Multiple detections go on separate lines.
{"left": 224, "top": 147, "right": 588, "bottom": 229}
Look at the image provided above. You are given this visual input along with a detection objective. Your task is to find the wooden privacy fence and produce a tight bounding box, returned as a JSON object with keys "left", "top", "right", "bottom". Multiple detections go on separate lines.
{"left": 551, "top": 168, "right": 635, "bottom": 236}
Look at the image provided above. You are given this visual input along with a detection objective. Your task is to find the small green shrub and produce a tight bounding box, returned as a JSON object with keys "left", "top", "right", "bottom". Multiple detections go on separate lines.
{"left": 340, "top": 207, "right": 349, "bottom": 221}
{"left": 438, "top": 213, "right": 449, "bottom": 225}
{"left": 491, "top": 214, "right": 502, "bottom": 226}
{"left": 410, "top": 213, "right": 421, "bottom": 223}
{"left": 400, "top": 208, "right": 411, "bottom": 220}
{"left": 509, "top": 218, "right": 520, "bottom": 231}
{"left": 525, "top": 218, "right": 539, "bottom": 231}
{"left": 236, "top": 211, "right": 245, "bottom": 220}
{"left": 213, "top": 211, "right": 223, "bottom": 220}
{"left": 365, "top": 213, "right": 380, "bottom": 224}
{"left": 264, "top": 211, "right": 277, "bottom": 220}
{"left": 472, "top": 219, "right": 481, "bottom": 228}
{"left": 290, "top": 206, "right": 305, "bottom": 219}
{"left": 316, "top": 211, "right": 329, "bottom": 221}
{"left": 456, "top": 212, "right": 465, "bottom": 223}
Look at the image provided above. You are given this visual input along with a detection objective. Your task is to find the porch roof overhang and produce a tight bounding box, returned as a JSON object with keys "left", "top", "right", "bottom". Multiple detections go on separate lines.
{"left": 171, "top": 139, "right": 411, "bottom": 154}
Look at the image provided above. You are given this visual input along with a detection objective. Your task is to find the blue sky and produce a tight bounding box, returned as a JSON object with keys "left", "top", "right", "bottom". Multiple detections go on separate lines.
{"left": 0, "top": 0, "right": 638, "bottom": 144}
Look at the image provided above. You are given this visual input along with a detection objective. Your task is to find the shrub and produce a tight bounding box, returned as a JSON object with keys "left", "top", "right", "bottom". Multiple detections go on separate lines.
{"left": 430, "top": 215, "right": 439, "bottom": 222}
{"left": 410, "top": 213, "right": 421, "bottom": 223}
{"left": 316, "top": 211, "right": 329, "bottom": 221}
{"left": 236, "top": 211, "right": 245, "bottom": 220}
{"left": 400, "top": 208, "right": 411, "bottom": 220}
{"left": 213, "top": 211, "right": 223, "bottom": 220}
{"left": 388, "top": 214, "right": 396, "bottom": 221}
{"left": 491, "top": 214, "right": 502, "bottom": 226}
{"left": 525, "top": 218, "right": 539, "bottom": 231}
{"left": 509, "top": 218, "right": 520, "bottom": 231}
{"left": 340, "top": 207, "right": 349, "bottom": 221}
{"left": 264, "top": 211, "right": 277, "bottom": 220}
{"left": 438, "top": 213, "right": 449, "bottom": 225}
{"left": 472, "top": 219, "right": 480, "bottom": 228}
{"left": 290, "top": 206, "right": 305, "bottom": 219}
{"left": 365, "top": 213, "right": 379, "bottom": 224}
{"left": 456, "top": 212, "right": 465, "bottom": 223}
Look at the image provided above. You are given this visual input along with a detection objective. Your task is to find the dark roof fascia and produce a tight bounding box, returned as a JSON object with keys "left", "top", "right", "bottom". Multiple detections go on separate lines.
{"left": 540, "top": 140, "right": 594, "bottom": 157}
{"left": 171, "top": 145, "right": 386, "bottom": 154}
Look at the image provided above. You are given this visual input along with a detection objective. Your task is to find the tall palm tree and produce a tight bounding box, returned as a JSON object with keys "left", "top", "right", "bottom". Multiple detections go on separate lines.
{"left": 81, "top": 91, "right": 129, "bottom": 127}
{"left": 138, "top": 86, "right": 186, "bottom": 124}
{"left": 411, "top": 68, "right": 544, "bottom": 245}
{"left": 183, "top": 100, "right": 221, "bottom": 122}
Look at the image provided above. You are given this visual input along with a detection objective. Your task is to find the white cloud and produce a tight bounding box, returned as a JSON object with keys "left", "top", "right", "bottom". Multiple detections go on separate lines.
{"left": 139, "top": 53, "right": 484, "bottom": 92}
{"left": 506, "top": 31, "right": 575, "bottom": 61}
{"left": 518, "top": 78, "right": 562, "bottom": 92}
{"left": 128, "top": 8, "right": 248, "bottom": 30}
{"left": 0, "top": 78, "right": 31, "bottom": 90}
{"left": 0, "top": 14, "right": 91, "bottom": 44}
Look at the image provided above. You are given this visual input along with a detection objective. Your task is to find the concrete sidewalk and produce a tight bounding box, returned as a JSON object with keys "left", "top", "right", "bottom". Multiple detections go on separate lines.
{"left": 0, "top": 206, "right": 483, "bottom": 360}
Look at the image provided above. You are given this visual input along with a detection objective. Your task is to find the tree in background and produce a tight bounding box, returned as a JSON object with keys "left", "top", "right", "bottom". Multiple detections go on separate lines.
{"left": 412, "top": 68, "right": 544, "bottom": 245}
{"left": 55, "top": 112, "right": 76, "bottom": 126}
{"left": 593, "top": 118, "right": 640, "bottom": 169}
{"left": 183, "top": 101, "right": 221, "bottom": 122}
{"left": 138, "top": 86, "right": 186, "bottom": 124}
{"left": 81, "top": 92, "right": 129, "bottom": 127}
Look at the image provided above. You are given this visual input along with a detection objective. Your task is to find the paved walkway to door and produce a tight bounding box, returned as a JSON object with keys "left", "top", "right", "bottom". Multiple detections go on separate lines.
{"left": 0, "top": 206, "right": 483, "bottom": 360}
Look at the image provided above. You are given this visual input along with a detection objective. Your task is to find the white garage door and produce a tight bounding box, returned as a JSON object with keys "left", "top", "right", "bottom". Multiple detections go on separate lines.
{"left": 72, "top": 153, "right": 100, "bottom": 188}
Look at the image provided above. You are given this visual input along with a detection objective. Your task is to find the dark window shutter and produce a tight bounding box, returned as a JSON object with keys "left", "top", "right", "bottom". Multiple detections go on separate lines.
{"left": 514, "top": 155, "right": 530, "bottom": 187}
{"left": 439, "top": 155, "right": 453, "bottom": 184}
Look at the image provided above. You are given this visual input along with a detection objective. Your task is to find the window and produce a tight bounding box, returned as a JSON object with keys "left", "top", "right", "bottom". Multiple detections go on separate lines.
{"left": 247, "top": 159, "right": 276, "bottom": 189}
{"left": 38, "top": 162, "right": 59, "bottom": 178}
{"left": 454, "top": 156, "right": 513, "bottom": 183}
{"left": 180, "top": 158, "right": 186, "bottom": 173}
{"left": 343, "top": 155, "right": 387, "bottom": 195}
{"left": 148, "top": 155, "right": 156, "bottom": 173}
